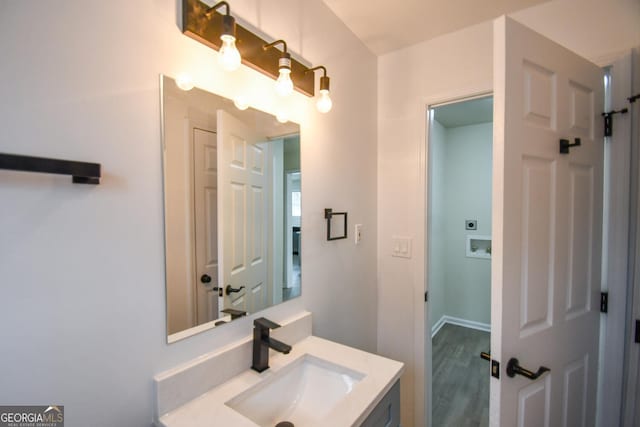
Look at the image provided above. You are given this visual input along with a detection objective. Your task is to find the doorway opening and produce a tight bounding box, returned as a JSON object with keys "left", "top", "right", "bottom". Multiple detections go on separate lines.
{"left": 283, "top": 135, "right": 301, "bottom": 301}
{"left": 427, "top": 95, "right": 493, "bottom": 426}
{"left": 284, "top": 170, "right": 301, "bottom": 299}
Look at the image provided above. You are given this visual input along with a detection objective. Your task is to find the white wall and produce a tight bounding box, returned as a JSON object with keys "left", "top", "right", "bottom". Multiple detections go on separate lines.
{"left": 0, "top": 1, "right": 377, "bottom": 425}
{"left": 429, "top": 121, "right": 493, "bottom": 331}
{"left": 377, "top": 1, "right": 640, "bottom": 425}
{"left": 442, "top": 122, "right": 492, "bottom": 325}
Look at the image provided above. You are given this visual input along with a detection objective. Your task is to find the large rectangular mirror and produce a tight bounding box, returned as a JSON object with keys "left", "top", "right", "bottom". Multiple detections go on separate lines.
{"left": 161, "top": 75, "right": 301, "bottom": 342}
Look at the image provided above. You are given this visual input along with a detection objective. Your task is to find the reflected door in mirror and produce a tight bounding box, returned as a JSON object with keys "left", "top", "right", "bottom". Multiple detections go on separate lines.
{"left": 218, "top": 110, "right": 269, "bottom": 315}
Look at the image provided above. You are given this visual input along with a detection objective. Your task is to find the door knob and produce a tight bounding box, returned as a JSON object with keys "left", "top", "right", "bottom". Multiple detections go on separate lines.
{"left": 506, "top": 358, "right": 550, "bottom": 380}
{"left": 225, "top": 284, "right": 246, "bottom": 295}
{"left": 200, "top": 274, "right": 212, "bottom": 283}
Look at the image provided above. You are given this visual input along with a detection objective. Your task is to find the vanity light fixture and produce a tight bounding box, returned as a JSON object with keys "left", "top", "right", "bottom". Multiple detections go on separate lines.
{"left": 263, "top": 40, "right": 294, "bottom": 97}
{"left": 306, "top": 66, "right": 333, "bottom": 113}
{"left": 205, "top": 1, "right": 241, "bottom": 71}
{"left": 182, "top": 0, "right": 315, "bottom": 95}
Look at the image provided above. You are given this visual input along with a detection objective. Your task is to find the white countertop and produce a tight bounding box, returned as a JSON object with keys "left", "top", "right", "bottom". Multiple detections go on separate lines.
{"left": 158, "top": 335, "right": 404, "bottom": 427}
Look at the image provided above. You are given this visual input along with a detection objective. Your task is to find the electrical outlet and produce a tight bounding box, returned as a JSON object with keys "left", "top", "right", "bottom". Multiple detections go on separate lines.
{"left": 355, "top": 224, "right": 362, "bottom": 244}
{"left": 465, "top": 220, "right": 477, "bottom": 230}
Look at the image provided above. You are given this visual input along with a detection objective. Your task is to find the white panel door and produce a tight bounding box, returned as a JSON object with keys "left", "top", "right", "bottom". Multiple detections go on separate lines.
{"left": 193, "top": 127, "right": 219, "bottom": 324}
{"left": 217, "top": 110, "right": 270, "bottom": 315}
{"left": 492, "top": 17, "right": 603, "bottom": 426}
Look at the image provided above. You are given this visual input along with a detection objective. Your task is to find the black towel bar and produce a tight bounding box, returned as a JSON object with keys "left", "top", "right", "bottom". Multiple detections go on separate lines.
{"left": 0, "top": 153, "right": 101, "bottom": 184}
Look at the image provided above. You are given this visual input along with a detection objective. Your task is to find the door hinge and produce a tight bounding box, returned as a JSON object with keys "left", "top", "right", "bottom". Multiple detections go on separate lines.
{"left": 635, "top": 320, "right": 640, "bottom": 344}
{"left": 602, "top": 108, "right": 628, "bottom": 137}
{"left": 425, "top": 291, "right": 428, "bottom": 302}
{"left": 600, "top": 292, "right": 608, "bottom": 313}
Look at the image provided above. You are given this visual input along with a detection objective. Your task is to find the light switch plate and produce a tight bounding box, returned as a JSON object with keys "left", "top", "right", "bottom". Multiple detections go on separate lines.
{"left": 355, "top": 224, "right": 362, "bottom": 244}
{"left": 392, "top": 236, "right": 412, "bottom": 258}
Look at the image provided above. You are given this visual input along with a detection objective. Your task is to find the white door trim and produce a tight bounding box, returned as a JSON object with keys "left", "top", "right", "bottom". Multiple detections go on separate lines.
{"left": 621, "top": 47, "right": 640, "bottom": 427}
{"left": 596, "top": 51, "right": 634, "bottom": 427}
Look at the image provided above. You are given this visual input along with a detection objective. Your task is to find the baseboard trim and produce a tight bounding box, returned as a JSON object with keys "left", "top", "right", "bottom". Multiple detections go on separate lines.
{"left": 431, "top": 316, "right": 447, "bottom": 337}
{"left": 431, "top": 315, "right": 491, "bottom": 337}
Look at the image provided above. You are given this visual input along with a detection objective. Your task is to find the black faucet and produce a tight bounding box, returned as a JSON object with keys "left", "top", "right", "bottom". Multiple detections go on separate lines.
{"left": 251, "top": 317, "right": 292, "bottom": 373}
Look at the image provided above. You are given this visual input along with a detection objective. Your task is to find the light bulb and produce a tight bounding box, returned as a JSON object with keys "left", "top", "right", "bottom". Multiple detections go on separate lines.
{"left": 219, "top": 34, "right": 241, "bottom": 72}
{"left": 316, "top": 89, "right": 332, "bottom": 113}
{"left": 275, "top": 69, "right": 294, "bottom": 97}
{"left": 276, "top": 111, "right": 288, "bottom": 123}
{"left": 175, "top": 73, "right": 194, "bottom": 91}
{"left": 234, "top": 95, "right": 249, "bottom": 111}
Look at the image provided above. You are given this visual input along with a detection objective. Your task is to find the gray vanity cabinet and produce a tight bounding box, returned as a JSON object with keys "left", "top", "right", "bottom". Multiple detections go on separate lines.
{"left": 359, "top": 380, "right": 400, "bottom": 427}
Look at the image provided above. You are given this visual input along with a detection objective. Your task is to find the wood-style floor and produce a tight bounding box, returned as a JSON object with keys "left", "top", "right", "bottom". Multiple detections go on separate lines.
{"left": 432, "top": 324, "right": 490, "bottom": 427}
{"left": 282, "top": 254, "right": 301, "bottom": 301}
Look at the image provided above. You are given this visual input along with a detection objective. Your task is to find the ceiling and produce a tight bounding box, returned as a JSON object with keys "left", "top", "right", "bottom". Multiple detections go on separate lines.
{"left": 433, "top": 96, "right": 493, "bottom": 128}
{"left": 322, "top": 0, "right": 550, "bottom": 55}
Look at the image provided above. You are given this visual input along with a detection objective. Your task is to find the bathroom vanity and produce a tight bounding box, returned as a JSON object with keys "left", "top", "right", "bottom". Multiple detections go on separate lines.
{"left": 154, "top": 312, "right": 403, "bottom": 427}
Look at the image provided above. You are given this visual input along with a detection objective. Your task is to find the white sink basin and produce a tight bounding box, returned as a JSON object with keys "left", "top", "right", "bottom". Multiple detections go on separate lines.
{"left": 226, "top": 354, "right": 365, "bottom": 427}
{"left": 156, "top": 333, "right": 405, "bottom": 427}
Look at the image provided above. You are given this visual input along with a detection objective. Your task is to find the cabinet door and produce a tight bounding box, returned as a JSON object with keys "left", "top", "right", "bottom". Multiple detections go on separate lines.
{"left": 360, "top": 380, "right": 400, "bottom": 427}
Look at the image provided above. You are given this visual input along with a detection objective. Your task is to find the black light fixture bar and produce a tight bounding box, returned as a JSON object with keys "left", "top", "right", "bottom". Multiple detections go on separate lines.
{"left": 181, "top": 0, "right": 315, "bottom": 96}
{"left": 0, "top": 153, "right": 101, "bottom": 184}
